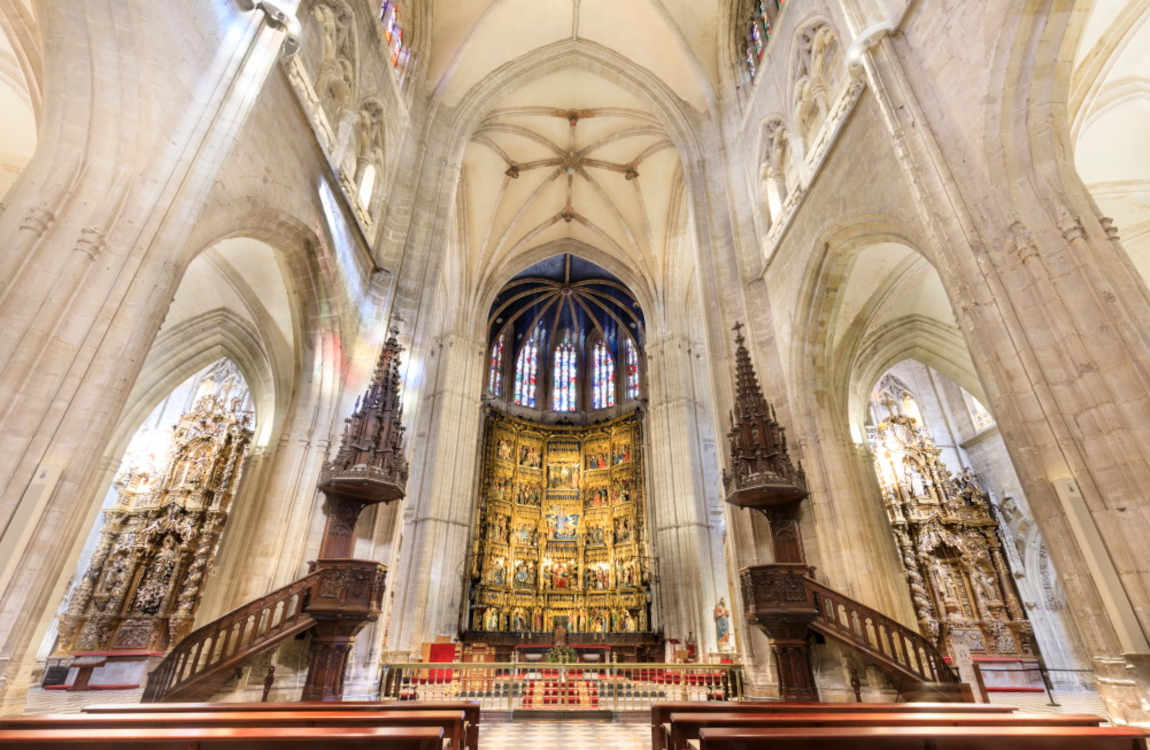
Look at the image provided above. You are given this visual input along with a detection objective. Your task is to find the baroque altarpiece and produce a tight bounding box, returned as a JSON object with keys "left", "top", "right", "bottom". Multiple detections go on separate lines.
{"left": 55, "top": 369, "right": 254, "bottom": 654}
{"left": 871, "top": 394, "right": 1037, "bottom": 660}
{"left": 467, "top": 410, "right": 653, "bottom": 636}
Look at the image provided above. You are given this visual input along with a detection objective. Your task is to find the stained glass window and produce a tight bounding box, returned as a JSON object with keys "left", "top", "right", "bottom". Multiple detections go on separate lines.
{"left": 744, "top": 0, "right": 778, "bottom": 81}
{"left": 624, "top": 336, "right": 640, "bottom": 400}
{"left": 378, "top": 1, "right": 415, "bottom": 82}
{"left": 552, "top": 330, "right": 578, "bottom": 412}
{"left": 513, "top": 326, "right": 544, "bottom": 407}
{"left": 488, "top": 334, "right": 505, "bottom": 398}
{"left": 591, "top": 340, "right": 616, "bottom": 410}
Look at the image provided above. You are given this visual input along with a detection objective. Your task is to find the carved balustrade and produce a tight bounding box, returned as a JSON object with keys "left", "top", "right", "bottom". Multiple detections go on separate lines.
{"left": 143, "top": 571, "right": 319, "bottom": 701}
{"left": 143, "top": 559, "right": 388, "bottom": 702}
{"left": 806, "top": 576, "right": 956, "bottom": 687}
{"left": 740, "top": 562, "right": 959, "bottom": 699}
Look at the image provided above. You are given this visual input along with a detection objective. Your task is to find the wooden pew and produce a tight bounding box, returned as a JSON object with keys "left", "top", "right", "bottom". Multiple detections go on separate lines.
{"left": 649, "top": 702, "right": 1017, "bottom": 750}
{"left": 84, "top": 701, "right": 480, "bottom": 750}
{"left": 0, "top": 725, "right": 444, "bottom": 750}
{"left": 666, "top": 712, "right": 1104, "bottom": 750}
{"left": 697, "top": 725, "right": 1149, "bottom": 750}
{"left": 2, "top": 710, "right": 465, "bottom": 750}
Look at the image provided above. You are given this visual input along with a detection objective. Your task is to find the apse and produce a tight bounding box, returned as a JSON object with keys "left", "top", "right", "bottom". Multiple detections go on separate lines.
{"left": 465, "top": 253, "right": 659, "bottom": 658}
{"left": 486, "top": 254, "right": 644, "bottom": 419}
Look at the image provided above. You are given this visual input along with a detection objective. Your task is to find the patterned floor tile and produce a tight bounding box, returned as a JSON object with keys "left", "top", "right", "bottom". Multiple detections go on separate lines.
{"left": 480, "top": 719, "right": 648, "bottom": 750}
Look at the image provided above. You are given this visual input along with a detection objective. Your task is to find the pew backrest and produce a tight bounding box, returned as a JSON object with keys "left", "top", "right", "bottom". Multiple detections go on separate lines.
{"left": 0, "top": 725, "right": 445, "bottom": 750}
{"left": 1, "top": 709, "right": 464, "bottom": 750}
{"left": 83, "top": 702, "right": 479, "bottom": 750}
{"left": 666, "top": 712, "right": 1104, "bottom": 750}
{"left": 650, "top": 702, "right": 1017, "bottom": 750}
{"left": 697, "top": 725, "right": 1148, "bottom": 750}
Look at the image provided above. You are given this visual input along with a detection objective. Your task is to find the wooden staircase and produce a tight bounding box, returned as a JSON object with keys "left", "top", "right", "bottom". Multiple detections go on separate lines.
{"left": 142, "top": 572, "right": 320, "bottom": 701}
{"left": 143, "top": 559, "right": 388, "bottom": 702}
{"left": 741, "top": 563, "right": 960, "bottom": 699}
{"left": 807, "top": 576, "right": 957, "bottom": 691}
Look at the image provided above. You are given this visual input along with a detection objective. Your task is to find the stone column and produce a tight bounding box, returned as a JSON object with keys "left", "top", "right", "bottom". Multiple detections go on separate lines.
{"left": 837, "top": 0, "right": 1150, "bottom": 715}
{"left": 0, "top": 1, "right": 299, "bottom": 710}
{"left": 385, "top": 330, "right": 487, "bottom": 654}
{"left": 645, "top": 333, "right": 730, "bottom": 656}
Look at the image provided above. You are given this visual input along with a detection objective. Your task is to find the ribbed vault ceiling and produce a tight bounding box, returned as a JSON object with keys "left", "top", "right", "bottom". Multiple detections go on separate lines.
{"left": 428, "top": 0, "right": 719, "bottom": 110}
{"left": 459, "top": 68, "right": 688, "bottom": 306}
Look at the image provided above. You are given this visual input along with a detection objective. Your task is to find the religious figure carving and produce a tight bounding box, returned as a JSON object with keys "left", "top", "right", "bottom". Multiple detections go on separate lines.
{"left": 714, "top": 598, "right": 733, "bottom": 650}
{"left": 870, "top": 386, "right": 1037, "bottom": 660}
{"left": 311, "top": 1, "right": 355, "bottom": 114}
{"left": 55, "top": 361, "right": 254, "bottom": 654}
{"left": 467, "top": 412, "right": 653, "bottom": 638}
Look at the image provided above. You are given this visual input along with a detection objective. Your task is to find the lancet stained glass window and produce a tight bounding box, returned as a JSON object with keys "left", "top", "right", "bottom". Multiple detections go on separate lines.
{"left": 743, "top": 0, "right": 782, "bottom": 81}
{"left": 591, "top": 340, "right": 616, "bottom": 409}
{"left": 514, "top": 326, "right": 544, "bottom": 407}
{"left": 488, "top": 334, "right": 505, "bottom": 398}
{"left": 552, "top": 330, "right": 577, "bottom": 412}
{"left": 624, "top": 336, "right": 641, "bottom": 400}
{"left": 378, "top": 1, "right": 415, "bottom": 82}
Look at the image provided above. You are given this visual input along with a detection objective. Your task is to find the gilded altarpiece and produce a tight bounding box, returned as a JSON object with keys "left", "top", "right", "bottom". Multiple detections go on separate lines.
{"left": 56, "top": 390, "right": 253, "bottom": 654}
{"left": 872, "top": 413, "right": 1037, "bottom": 659}
{"left": 467, "top": 411, "right": 653, "bottom": 636}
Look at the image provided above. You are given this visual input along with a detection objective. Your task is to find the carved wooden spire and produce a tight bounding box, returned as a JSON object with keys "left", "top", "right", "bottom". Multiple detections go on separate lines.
{"left": 723, "top": 322, "right": 808, "bottom": 508}
{"left": 318, "top": 328, "right": 409, "bottom": 503}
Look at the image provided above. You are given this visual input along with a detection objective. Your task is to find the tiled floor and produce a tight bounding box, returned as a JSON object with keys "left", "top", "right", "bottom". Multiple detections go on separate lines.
{"left": 475, "top": 692, "right": 1113, "bottom": 749}
{"left": 480, "top": 719, "right": 648, "bottom": 750}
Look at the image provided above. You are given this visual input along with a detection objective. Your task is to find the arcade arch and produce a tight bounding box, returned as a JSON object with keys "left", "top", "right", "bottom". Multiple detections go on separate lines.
{"left": 1069, "top": 0, "right": 1150, "bottom": 284}
{"left": 0, "top": 1, "right": 39, "bottom": 198}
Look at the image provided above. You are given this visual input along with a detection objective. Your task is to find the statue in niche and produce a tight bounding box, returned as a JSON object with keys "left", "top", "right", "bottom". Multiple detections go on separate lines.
{"left": 714, "top": 598, "right": 733, "bottom": 650}
{"left": 483, "top": 608, "right": 500, "bottom": 631}
{"left": 519, "top": 445, "right": 541, "bottom": 468}
{"left": 513, "top": 560, "right": 535, "bottom": 587}
{"left": 496, "top": 438, "right": 513, "bottom": 461}
{"left": 613, "top": 516, "right": 633, "bottom": 544}
{"left": 488, "top": 558, "right": 506, "bottom": 586}
{"left": 311, "top": 2, "right": 354, "bottom": 113}
{"left": 810, "top": 25, "right": 840, "bottom": 87}
{"left": 621, "top": 610, "right": 636, "bottom": 632}
{"left": 794, "top": 76, "right": 821, "bottom": 146}
{"left": 512, "top": 609, "right": 528, "bottom": 632}
{"left": 131, "top": 535, "right": 181, "bottom": 615}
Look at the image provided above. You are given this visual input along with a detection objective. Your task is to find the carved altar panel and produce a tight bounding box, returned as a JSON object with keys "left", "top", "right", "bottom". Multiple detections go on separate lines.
{"left": 870, "top": 400, "right": 1036, "bottom": 660}
{"left": 56, "top": 361, "right": 254, "bottom": 654}
{"left": 467, "top": 410, "right": 653, "bottom": 637}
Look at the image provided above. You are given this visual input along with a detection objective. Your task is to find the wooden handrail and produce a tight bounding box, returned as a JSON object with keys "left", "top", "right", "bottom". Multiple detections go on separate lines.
{"left": 143, "top": 572, "right": 321, "bottom": 701}
{"left": 805, "top": 577, "right": 958, "bottom": 687}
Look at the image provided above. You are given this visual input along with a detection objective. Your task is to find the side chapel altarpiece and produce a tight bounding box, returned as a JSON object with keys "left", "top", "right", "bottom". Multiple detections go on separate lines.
{"left": 872, "top": 392, "right": 1037, "bottom": 660}
{"left": 467, "top": 410, "right": 653, "bottom": 637}
{"left": 56, "top": 365, "right": 253, "bottom": 654}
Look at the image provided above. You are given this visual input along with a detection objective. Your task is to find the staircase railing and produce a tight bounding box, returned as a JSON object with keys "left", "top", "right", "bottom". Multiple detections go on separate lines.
{"left": 806, "top": 577, "right": 958, "bottom": 687}
{"left": 142, "top": 572, "right": 320, "bottom": 701}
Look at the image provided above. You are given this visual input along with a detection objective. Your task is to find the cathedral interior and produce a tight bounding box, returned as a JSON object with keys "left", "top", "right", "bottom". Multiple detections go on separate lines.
{"left": 2, "top": 0, "right": 1150, "bottom": 743}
